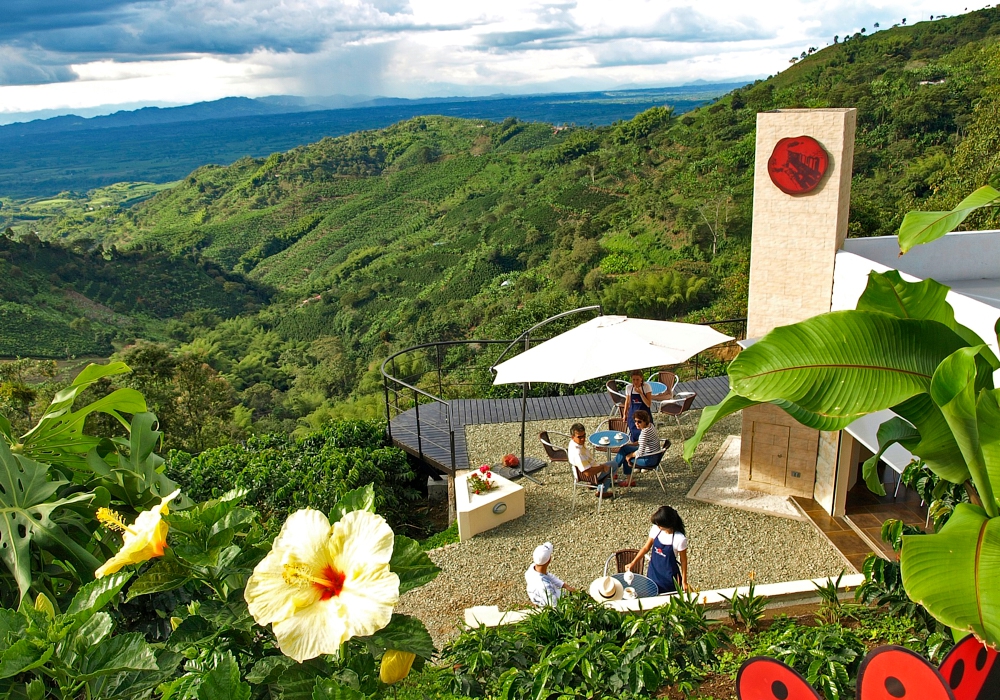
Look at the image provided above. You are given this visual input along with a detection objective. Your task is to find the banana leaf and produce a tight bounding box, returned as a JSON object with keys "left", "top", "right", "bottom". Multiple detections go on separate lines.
{"left": 901, "top": 503, "right": 1000, "bottom": 647}
{"left": 898, "top": 185, "right": 1000, "bottom": 254}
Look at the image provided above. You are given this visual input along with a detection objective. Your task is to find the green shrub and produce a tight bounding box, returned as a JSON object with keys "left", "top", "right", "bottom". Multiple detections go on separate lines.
{"left": 445, "top": 591, "right": 727, "bottom": 698}
{"left": 166, "top": 419, "right": 426, "bottom": 536}
{"left": 767, "top": 624, "right": 865, "bottom": 700}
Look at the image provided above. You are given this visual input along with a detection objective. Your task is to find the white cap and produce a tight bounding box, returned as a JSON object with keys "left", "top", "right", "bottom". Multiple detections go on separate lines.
{"left": 532, "top": 542, "right": 553, "bottom": 565}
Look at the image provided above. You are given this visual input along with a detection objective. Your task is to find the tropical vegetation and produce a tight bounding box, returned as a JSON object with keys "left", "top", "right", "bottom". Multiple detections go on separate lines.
{"left": 684, "top": 187, "right": 1000, "bottom": 647}
{"left": 0, "top": 362, "right": 440, "bottom": 699}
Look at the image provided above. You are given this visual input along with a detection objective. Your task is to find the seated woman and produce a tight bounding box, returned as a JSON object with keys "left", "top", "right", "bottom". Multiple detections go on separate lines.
{"left": 622, "top": 369, "right": 653, "bottom": 441}
{"left": 627, "top": 506, "right": 689, "bottom": 594}
{"left": 614, "top": 410, "right": 660, "bottom": 487}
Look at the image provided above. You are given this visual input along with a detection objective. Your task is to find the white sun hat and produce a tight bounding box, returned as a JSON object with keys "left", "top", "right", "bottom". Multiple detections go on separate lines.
{"left": 589, "top": 576, "right": 623, "bottom": 602}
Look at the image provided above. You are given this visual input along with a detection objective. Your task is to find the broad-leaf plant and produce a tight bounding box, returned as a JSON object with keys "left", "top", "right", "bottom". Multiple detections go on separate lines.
{"left": 685, "top": 186, "right": 1000, "bottom": 648}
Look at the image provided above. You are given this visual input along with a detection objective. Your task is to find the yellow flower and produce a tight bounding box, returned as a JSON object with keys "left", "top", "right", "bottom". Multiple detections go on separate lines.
{"left": 95, "top": 489, "right": 180, "bottom": 578}
{"left": 380, "top": 649, "right": 416, "bottom": 685}
{"left": 244, "top": 508, "right": 400, "bottom": 662}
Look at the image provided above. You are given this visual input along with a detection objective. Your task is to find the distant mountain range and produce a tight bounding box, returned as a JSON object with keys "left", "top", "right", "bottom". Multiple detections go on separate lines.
{"left": 0, "top": 84, "right": 745, "bottom": 198}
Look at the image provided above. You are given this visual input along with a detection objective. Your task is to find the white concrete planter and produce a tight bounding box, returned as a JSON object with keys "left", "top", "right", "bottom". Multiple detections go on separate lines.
{"left": 456, "top": 471, "right": 525, "bottom": 542}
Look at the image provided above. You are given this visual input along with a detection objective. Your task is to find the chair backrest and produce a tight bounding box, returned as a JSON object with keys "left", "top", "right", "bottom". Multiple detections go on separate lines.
{"left": 607, "top": 417, "right": 627, "bottom": 433}
{"left": 657, "top": 371, "right": 678, "bottom": 395}
{"left": 538, "top": 431, "right": 568, "bottom": 462}
{"left": 659, "top": 393, "right": 696, "bottom": 416}
{"left": 615, "top": 549, "right": 644, "bottom": 576}
{"left": 605, "top": 380, "right": 625, "bottom": 402}
{"left": 634, "top": 439, "right": 670, "bottom": 469}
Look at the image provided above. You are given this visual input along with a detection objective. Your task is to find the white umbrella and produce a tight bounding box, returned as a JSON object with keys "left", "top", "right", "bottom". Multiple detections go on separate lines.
{"left": 492, "top": 315, "right": 733, "bottom": 385}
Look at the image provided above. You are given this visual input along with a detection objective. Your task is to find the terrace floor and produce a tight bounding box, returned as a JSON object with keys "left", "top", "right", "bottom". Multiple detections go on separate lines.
{"left": 388, "top": 374, "right": 731, "bottom": 473}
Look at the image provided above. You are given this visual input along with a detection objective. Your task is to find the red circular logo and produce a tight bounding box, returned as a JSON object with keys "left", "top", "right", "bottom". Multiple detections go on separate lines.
{"left": 767, "top": 136, "right": 829, "bottom": 195}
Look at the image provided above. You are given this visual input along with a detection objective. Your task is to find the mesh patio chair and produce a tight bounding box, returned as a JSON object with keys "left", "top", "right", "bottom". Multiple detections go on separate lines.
{"left": 538, "top": 431, "right": 569, "bottom": 464}
{"left": 603, "top": 548, "right": 645, "bottom": 577}
{"left": 592, "top": 417, "right": 628, "bottom": 455}
{"left": 648, "top": 370, "right": 678, "bottom": 398}
{"left": 605, "top": 380, "right": 627, "bottom": 416}
{"left": 659, "top": 392, "right": 697, "bottom": 442}
{"left": 572, "top": 464, "right": 612, "bottom": 515}
{"left": 626, "top": 438, "right": 671, "bottom": 494}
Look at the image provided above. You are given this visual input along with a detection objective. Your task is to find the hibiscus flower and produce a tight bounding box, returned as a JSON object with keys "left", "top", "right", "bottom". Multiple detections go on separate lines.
{"left": 244, "top": 508, "right": 400, "bottom": 662}
{"left": 95, "top": 489, "right": 181, "bottom": 578}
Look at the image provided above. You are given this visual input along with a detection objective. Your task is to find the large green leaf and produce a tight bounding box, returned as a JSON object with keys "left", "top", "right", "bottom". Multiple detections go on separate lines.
{"left": 930, "top": 347, "right": 997, "bottom": 516}
{"left": 891, "top": 394, "right": 970, "bottom": 484}
{"left": 67, "top": 572, "right": 132, "bottom": 623}
{"left": 0, "top": 440, "right": 99, "bottom": 599}
{"left": 363, "top": 613, "right": 435, "bottom": 659}
{"left": 860, "top": 417, "right": 920, "bottom": 497}
{"left": 312, "top": 679, "right": 365, "bottom": 700}
{"left": 126, "top": 560, "right": 189, "bottom": 601}
{"left": 683, "top": 391, "right": 759, "bottom": 462}
{"left": 728, "top": 312, "right": 967, "bottom": 428}
{"left": 856, "top": 270, "right": 956, "bottom": 325}
{"left": 0, "top": 640, "right": 52, "bottom": 680}
{"left": 977, "top": 390, "right": 1000, "bottom": 508}
{"left": 14, "top": 363, "right": 146, "bottom": 474}
{"left": 898, "top": 185, "right": 1000, "bottom": 254}
{"left": 901, "top": 503, "right": 1000, "bottom": 646}
{"left": 328, "top": 484, "right": 376, "bottom": 524}
{"left": 78, "top": 632, "right": 159, "bottom": 681}
{"left": 197, "top": 652, "right": 251, "bottom": 700}
{"left": 389, "top": 536, "right": 439, "bottom": 595}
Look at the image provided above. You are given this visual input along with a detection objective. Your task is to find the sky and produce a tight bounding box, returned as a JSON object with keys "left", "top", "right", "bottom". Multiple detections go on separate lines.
{"left": 0, "top": 0, "right": 992, "bottom": 120}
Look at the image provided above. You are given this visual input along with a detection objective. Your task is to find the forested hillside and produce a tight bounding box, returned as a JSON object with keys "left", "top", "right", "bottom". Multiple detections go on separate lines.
{"left": 4, "top": 7, "right": 1000, "bottom": 444}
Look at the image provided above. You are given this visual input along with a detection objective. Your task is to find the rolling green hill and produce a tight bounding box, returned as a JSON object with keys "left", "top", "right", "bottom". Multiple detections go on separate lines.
{"left": 4, "top": 7, "right": 1000, "bottom": 434}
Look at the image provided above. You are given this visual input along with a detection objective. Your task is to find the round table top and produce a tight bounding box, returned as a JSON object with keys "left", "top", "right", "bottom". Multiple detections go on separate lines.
{"left": 611, "top": 572, "right": 659, "bottom": 599}
{"left": 589, "top": 430, "right": 629, "bottom": 448}
{"left": 647, "top": 381, "right": 667, "bottom": 395}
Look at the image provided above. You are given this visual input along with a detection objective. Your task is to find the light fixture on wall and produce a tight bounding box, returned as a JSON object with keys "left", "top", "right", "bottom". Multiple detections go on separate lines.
{"left": 492, "top": 502, "right": 507, "bottom": 515}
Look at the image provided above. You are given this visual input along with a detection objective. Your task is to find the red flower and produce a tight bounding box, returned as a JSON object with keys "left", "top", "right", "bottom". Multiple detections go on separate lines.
{"left": 486, "top": 472, "right": 492, "bottom": 478}
{"left": 480, "top": 465, "right": 489, "bottom": 473}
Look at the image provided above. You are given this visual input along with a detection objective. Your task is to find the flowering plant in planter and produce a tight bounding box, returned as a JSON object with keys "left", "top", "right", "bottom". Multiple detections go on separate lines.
{"left": 502, "top": 453, "right": 520, "bottom": 468}
{"left": 468, "top": 464, "right": 497, "bottom": 494}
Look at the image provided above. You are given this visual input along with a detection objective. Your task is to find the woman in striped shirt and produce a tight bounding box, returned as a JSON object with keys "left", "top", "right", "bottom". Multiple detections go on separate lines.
{"left": 614, "top": 409, "right": 660, "bottom": 487}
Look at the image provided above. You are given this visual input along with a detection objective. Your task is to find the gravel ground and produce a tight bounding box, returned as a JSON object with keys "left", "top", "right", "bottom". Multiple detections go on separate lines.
{"left": 396, "top": 409, "right": 847, "bottom": 650}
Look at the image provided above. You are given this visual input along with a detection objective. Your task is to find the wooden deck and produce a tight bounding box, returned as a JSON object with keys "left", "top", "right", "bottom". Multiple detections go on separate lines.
{"left": 388, "top": 375, "right": 731, "bottom": 473}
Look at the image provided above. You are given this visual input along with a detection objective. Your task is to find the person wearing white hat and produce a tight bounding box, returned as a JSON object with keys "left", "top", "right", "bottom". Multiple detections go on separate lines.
{"left": 525, "top": 542, "right": 576, "bottom": 607}
{"left": 588, "top": 575, "right": 624, "bottom": 603}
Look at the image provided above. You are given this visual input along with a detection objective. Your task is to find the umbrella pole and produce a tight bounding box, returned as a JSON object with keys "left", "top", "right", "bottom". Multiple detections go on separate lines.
{"left": 519, "top": 381, "right": 542, "bottom": 484}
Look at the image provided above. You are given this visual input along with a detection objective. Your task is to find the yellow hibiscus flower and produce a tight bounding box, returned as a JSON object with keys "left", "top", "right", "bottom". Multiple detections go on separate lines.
{"left": 244, "top": 508, "right": 400, "bottom": 662}
{"left": 95, "top": 489, "right": 181, "bottom": 578}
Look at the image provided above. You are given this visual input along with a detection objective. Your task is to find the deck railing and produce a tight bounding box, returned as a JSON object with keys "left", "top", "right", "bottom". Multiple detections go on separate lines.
{"left": 380, "top": 317, "right": 746, "bottom": 473}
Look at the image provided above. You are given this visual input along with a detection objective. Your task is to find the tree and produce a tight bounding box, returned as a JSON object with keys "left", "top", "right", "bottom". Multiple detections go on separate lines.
{"left": 698, "top": 194, "right": 732, "bottom": 257}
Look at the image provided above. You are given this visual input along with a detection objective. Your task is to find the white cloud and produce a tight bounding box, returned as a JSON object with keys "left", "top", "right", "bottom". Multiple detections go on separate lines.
{"left": 0, "top": 0, "right": 992, "bottom": 115}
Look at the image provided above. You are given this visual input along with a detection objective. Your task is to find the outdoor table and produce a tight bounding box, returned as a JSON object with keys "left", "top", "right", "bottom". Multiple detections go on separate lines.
{"left": 611, "top": 572, "right": 659, "bottom": 599}
{"left": 589, "top": 429, "right": 629, "bottom": 461}
{"left": 647, "top": 381, "right": 668, "bottom": 396}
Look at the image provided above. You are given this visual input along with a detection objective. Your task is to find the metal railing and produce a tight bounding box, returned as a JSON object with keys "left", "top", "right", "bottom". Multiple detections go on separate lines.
{"left": 380, "top": 316, "right": 747, "bottom": 473}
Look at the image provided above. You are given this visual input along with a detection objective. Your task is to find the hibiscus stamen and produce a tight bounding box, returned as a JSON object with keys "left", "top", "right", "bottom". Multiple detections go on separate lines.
{"left": 282, "top": 563, "right": 346, "bottom": 599}
{"left": 97, "top": 507, "right": 136, "bottom": 535}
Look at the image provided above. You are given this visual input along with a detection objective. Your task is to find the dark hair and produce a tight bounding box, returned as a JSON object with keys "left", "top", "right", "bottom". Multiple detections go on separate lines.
{"left": 651, "top": 506, "right": 685, "bottom": 534}
{"left": 570, "top": 422, "right": 586, "bottom": 436}
{"left": 630, "top": 369, "right": 643, "bottom": 377}
{"left": 634, "top": 409, "right": 651, "bottom": 424}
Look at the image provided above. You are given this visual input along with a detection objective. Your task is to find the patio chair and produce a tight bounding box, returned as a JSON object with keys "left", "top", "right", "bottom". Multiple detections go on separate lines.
{"left": 592, "top": 417, "right": 628, "bottom": 454}
{"left": 659, "top": 392, "right": 697, "bottom": 442}
{"left": 648, "top": 370, "right": 678, "bottom": 398}
{"left": 605, "top": 380, "right": 627, "bottom": 416}
{"left": 538, "top": 431, "right": 569, "bottom": 465}
{"left": 572, "top": 464, "right": 611, "bottom": 515}
{"left": 602, "top": 548, "right": 645, "bottom": 577}
{"left": 626, "top": 438, "right": 671, "bottom": 494}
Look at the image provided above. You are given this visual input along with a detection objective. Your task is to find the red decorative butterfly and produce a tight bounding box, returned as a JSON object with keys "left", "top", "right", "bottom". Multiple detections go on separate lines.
{"left": 737, "top": 636, "right": 998, "bottom": 700}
